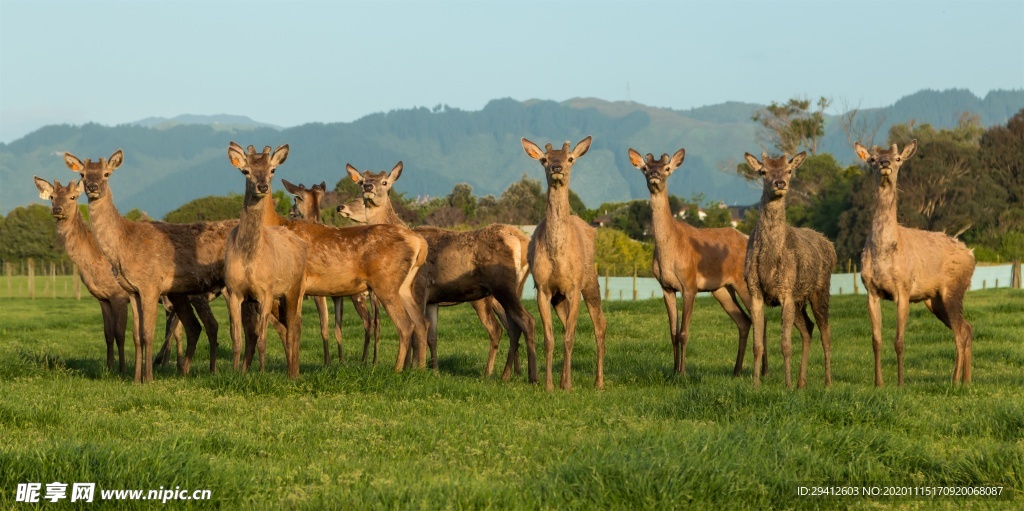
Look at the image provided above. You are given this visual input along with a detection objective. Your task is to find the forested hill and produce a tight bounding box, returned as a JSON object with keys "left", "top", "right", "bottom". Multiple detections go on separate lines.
{"left": 2, "top": 88, "right": 1021, "bottom": 219}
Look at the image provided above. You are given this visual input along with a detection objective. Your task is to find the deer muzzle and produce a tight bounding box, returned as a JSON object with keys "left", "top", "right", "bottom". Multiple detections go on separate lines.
{"left": 51, "top": 207, "right": 65, "bottom": 219}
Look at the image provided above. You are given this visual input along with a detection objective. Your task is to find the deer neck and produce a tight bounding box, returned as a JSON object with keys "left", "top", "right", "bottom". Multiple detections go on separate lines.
{"left": 365, "top": 196, "right": 407, "bottom": 227}
{"left": 235, "top": 183, "right": 268, "bottom": 260}
{"left": 754, "top": 192, "right": 788, "bottom": 255}
{"left": 649, "top": 191, "right": 688, "bottom": 248}
{"left": 543, "top": 184, "right": 573, "bottom": 254}
{"left": 870, "top": 180, "right": 900, "bottom": 250}
{"left": 56, "top": 213, "right": 102, "bottom": 267}
{"left": 87, "top": 192, "right": 130, "bottom": 266}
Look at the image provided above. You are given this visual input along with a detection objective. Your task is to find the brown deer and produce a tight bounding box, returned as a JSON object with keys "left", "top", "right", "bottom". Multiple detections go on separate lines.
{"left": 337, "top": 198, "right": 367, "bottom": 224}
{"left": 854, "top": 140, "right": 976, "bottom": 385}
{"left": 627, "top": 148, "right": 763, "bottom": 376}
{"left": 227, "top": 145, "right": 431, "bottom": 372}
{"left": 521, "top": 136, "right": 607, "bottom": 391}
{"left": 743, "top": 152, "right": 835, "bottom": 389}
{"left": 282, "top": 179, "right": 380, "bottom": 365}
{"left": 224, "top": 144, "right": 308, "bottom": 377}
{"left": 346, "top": 162, "right": 537, "bottom": 381}
{"left": 67, "top": 150, "right": 231, "bottom": 382}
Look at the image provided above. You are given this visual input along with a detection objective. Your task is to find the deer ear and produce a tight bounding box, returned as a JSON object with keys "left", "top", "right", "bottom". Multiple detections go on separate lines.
{"left": 271, "top": 144, "right": 289, "bottom": 166}
{"left": 34, "top": 176, "right": 54, "bottom": 200}
{"left": 572, "top": 136, "right": 592, "bottom": 158}
{"left": 108, "top": 149, "right": 124, "bottom": 170}
{"left": 743, "top": 153, "right": 763, "bottom": 173}
{"left": 280, "top": 179, "right": 301, "bottom": 196}
{"left": 788, "top": 151, "right": 807, "bottom": 170}
{"left": 627, "top": 148, "right": 645, "bottom": 169}
{"left": 854, "top": 142, "right": 872, "bottom": 162}
{"left": 389, "top": 161, "right": 403, "bottom": 182}
{"left": 900, "top": 139, "right": 917, "bottom": 161}
{"left": 346, "top": 164, "right": 362, "bottom": 183}
{"left": 521, "top": 138, "right": 545, "bottom": 160}
{"left": 74, "top": 179, "right": 85, "bottom": 194}
{"left": 228, "top": 143, "right": 247, "bottom": 169}
{"left": 65, "top": 153, "right": 85, "bottom": 173}
{"left": 667, "top": 149, "right": 686, "bottom": 171}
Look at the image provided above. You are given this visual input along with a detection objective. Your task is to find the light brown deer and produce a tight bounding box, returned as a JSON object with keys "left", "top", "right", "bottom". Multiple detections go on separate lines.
{"left": 627, "top": 148, "right": 763, "bottom": 376}
{"left": 337, "top": 198, "right": 367, "bottom": 224}
{"left": 67, "top": 150, "right": 231, "bottom": 382}
{"left": 347, "top": 162, "right": 536, "bottom": 380}
{"left": 282, "top": 179, "right": 380, "bottom": 365}
{"left": 224, "top": 144, "right": 308, "bottom": 378}
{"left": 521, "top": 136, "right": 607, "bottom": 391}
{"left": 854, "top": 140, "right": 976, "bottom": 385}
{"left": 227, "top": 145, "right": 431, "bottom": 371}
{"left": 743, "top": 152, "right": 836, "bottom": 389}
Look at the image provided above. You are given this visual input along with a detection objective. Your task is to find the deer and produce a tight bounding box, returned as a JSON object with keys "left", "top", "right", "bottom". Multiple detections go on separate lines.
{"left": 854, "top": 140, "right": 976, "bottom": 386}
{"left": 627, "top": 148, "right": 764, "bottom": 377}
{"left": 743, "top": 152, "right": 836, "bottom": 389}
{"left": 282, "top": 179, "right": 380, "bottom": 366}
{"left": 66, "top": 150, "right": 232, "bottom": 382}
{"left": 521, "top": 136, "right": 607, "bottom": 391}
{"left": 224, "top": 144, "right": 308, "bottom": 378}
{"left": 346, "top": 162, "right": 537, "bottom": 381}
{"left": 226, "top": 144, "right": 432, "bottom": 372}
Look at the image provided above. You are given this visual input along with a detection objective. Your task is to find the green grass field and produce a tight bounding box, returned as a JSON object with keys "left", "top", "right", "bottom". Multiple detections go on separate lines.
{"left": 1, "top": 289, "right": 1022, "bottom": 510}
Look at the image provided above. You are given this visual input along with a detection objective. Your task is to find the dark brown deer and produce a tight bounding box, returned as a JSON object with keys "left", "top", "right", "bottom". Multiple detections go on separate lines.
{"left": 854, "top": 140, "right": 976, "bottom": 385}
{"left": 521, "top": 137, "right": 607, "bottom": 391}
{"left": 627, "top": 148, "right": 763, "bottom": 376}
{"left": 224, "top": 144, "right": 308, "bottom": 377}
{"left": 67, "top": 151, "right": 230, "bottom": 382}
{"left": 743, "top": 152, "right": 836, "bottom": 389}
{"left": 227, "top": 144, "right": 432, "bottom": 371}
{"left": 282, "top": 179, "right": 380, "bottom": 365}
{"left": 347, "top": 162, "right": 536, "bottom": 380}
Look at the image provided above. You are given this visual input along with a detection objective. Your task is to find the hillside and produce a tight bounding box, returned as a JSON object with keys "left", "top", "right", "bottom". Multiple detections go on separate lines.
{"left": 2, "top": 89, "right": 1021, "bottom": 219}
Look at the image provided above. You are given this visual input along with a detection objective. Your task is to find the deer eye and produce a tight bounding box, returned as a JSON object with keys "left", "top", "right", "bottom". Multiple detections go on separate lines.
{"left": 568, "top": 157, "right": 574, "bottom": 163}
{"left": 895, "top": 157, "right": 901, "bottom": 162}
{"left": 271, "top": 169, "right": 276, "bottom": 174}
{"left": 103, "top": 172, "right": 110, "bottom": 177}
{"left": 868, "top": 157, "right": 876, "bottom": 164}
{"left": 242, "top": 169, "right": 250, "bottom": 175}
{"left": 382, "top": 180, "right": 388, "bottom": 186}
{"left": 540, "top": 158, "right": 547, "bottom": 165}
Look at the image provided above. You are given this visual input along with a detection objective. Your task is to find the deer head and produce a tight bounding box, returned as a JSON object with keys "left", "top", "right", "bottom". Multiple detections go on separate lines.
{"left": 628, "top": 148, "right": 685, "bottom": 194}
{"left": 521, "top": 136, "right": 592, "bottom": 189}
{"left": 227, "top": 142, "right": 290, "bottom": 199}
{"left": 282, "top": 179, "right": 326, "bottom": 220}
{"left": 336, "top": 199, "right": 367, "bottom": 224}
{"left": 744, "top": 151, "right": 807, "bottom": 201}
{"left": 65, "top": 150, "right": 123, "bottom": 202}
{"left": 34, "top": 177, "right": 85, "bottom": 220}
{"left": 855, "top": 139, "right": 917, "bottom": 187}
{"left": 346, "top": 162, "right": 402, "bottom": 207}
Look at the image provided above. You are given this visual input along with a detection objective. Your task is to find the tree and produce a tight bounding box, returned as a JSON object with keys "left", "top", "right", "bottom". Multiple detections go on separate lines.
{"left": 593, "top": 227, "right": 654, "bottom": 277}
{"left": 752, "top": 96, "right": 832, "bottom": 155}
{"left": 447, "top": 183, "right": 477, "bottom": 219}
{"left": 0, "top": 204, "right": 61, "bottom": 264}
{"left": 837, "top": 98, "right": 887, "bottom": 150}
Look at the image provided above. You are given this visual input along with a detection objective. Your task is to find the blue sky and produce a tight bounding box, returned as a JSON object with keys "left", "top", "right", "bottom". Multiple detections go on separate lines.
{"left": 1, "top": 0, "right": 1022, "bottom": 143}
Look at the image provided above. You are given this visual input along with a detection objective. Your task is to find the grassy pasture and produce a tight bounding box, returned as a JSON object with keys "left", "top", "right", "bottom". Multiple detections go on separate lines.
{"left": 0, "top": 289, "right": 1022, "bottom": 509}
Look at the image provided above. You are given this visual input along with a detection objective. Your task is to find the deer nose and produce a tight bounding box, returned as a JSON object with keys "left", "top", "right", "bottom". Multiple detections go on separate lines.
{"left": 773, "top": 179, "right": 787, "bottom": 190}
{"left": 256, "top": 183, "right": 269, "bottom": 194}
{"left": 52, "top": 207, "right": 63, "bottom": 215}
{"left": 363, "top": 183, "right": 374, "bottom": 192}
{"left": 879, "top": 159, "right": 890, "bottom": 167}
{"left": 86, "top": 183, "right": 99, "bottom": 192}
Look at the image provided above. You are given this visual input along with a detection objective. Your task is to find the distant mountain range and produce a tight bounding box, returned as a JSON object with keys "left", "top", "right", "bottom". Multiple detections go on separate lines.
{"left": 2, "top": 88, "right": 1021, "bottom": 219}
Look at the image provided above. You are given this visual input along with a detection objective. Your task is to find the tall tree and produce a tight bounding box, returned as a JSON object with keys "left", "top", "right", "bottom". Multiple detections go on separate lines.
{"left": 752, "top": 96, "right": 832, "bottom": 155}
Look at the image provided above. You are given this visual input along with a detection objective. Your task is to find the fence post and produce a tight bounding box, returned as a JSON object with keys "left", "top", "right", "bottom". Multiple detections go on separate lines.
{"left": 1013, "top": 260, "right": 1022, "bottom": 289}
{"left": 853, "top": 264, "right": 859, "bottom": 295}
{"left": 28, "top": 258, "right": 35, "bottom": 300}
{"left": 604, "top": 266, "right": 611, "bottom": 301}
{"left": 632, "top": 263, "right": 638, "bottom": 301}
{"left": 5, "top": 262, "right": 10, "bottom": 299}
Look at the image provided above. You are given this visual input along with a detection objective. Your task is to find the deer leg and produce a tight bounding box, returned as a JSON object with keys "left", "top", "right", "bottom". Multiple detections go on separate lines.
{"left": 128, "top": 294, "right": 143, "bottom": 382}
{"left": 795, "top": 305, "right": 813, "bottom": 389}
{"left": 333, "top": 296, "right": 346, "bottom": 363}
{"left": 255, "top": 297, "right": 276, "bottom": 377}
{"left": 191, "top": 295, "right": 219, "bottom": 374}
{"left": 809, "top": 292, "right": 832, "bottom": 387}
{"left": 372, "top": 294, "right": 381, "bottom": 366}
{"left": 241, "top": 300, "right": 262, "bottom": 371}
{"left": 470, "top": 299, "right": 503, "bottom": 377}
{"left": 749, "top": 294, "right": 766, "bottom": 388}
{"left": 779, "top": 298, "right": 797, "bottom": 389}
{"left": 167, "top": 294, "right": 202, "bottom": 377}
{"left": 495, "top": 293, "right": 535, "bottom": 383}
{"left": 661, "top": 288, "right": 680, "bottom": 374}
{"left": 99, "top": 300, "right": 117, "bottom": 373}
{"left": 536, "top": 288, "right": 556, "bottom": 391}
{"left": 679, "top": 290, "right": 697, "bottom": 376}
{"left": 313, "top": 295, "right": 331, "bottom": 366}
{"left": 426, "top": 303, "right": 440, "bottom": 370}
{"left": 138, "top": 291, "right": 162, "bottom": 383}
{"left": 112, "top": 297, "right": 129, "bottom": 375}
{"left": 712, "top": 287, "right": 752, "bottom": 377}
{"left": 867, "top": 289, "right": 885, "bottom": 387}
{"left": 895, "top": 294, "right": 910, "bottom": 386}
{"left": 281, "top": 288, "right": 305, "bottom": 379}
{"left": 583, "top": 276, "right": 607, "bottom": 390}
{"left": 225, "top": 291, "right": 246, "bottom": 372}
